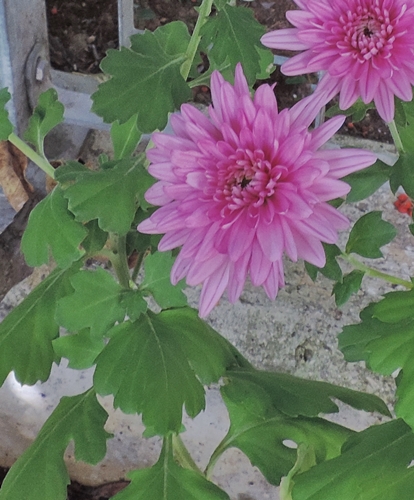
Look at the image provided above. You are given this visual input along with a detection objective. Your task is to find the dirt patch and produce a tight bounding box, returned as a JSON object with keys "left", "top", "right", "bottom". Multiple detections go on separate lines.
{"left": 45, "top": 0, "right": 391, "bottom": 143}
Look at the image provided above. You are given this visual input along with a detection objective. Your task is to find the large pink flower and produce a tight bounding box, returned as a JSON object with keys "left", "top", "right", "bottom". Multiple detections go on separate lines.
{"left": 261, "top": 0, "right": 414, "bottom": 123}
{"left": 138, "top": 64, "right": 376, "bottom": 316}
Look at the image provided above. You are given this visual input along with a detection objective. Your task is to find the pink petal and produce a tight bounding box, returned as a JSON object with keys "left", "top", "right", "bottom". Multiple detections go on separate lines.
{"left": 199, "top": 263, "right": 231, "bottom": 317}
{"left": 261, "top": 29, "right": 310, "bottom": 51}
{"left": 315, "top": 149, "right": 376, "bottom": 178}
{"left": 310, "top": 115, "right": 345, "bottom": 150}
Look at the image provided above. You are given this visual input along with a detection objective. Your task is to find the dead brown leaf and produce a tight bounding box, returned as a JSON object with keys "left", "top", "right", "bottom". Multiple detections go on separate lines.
{"left": 0, "top": 141, "right": 33, "bottom": 212}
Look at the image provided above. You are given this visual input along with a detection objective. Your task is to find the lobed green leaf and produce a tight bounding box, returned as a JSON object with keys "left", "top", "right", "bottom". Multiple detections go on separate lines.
{"left": 214, "top": 369, "right": 389, "bottom": 485}
{"left": 344, "top": 160, "right": 390, "bottom": 203}
{"left": 339, "top": 298, "right": 414, "bottom": 428}
{"left": 325, "top": 99, "right": 374, "bottom": 122}
{"left": 389, "top": 153, "right": 414, "bottom": 198}
{"left": 94, "top": 308, "right": 248, "bottom": 435}
{"left": 0, "top": 390, "right": 110, "bottom": 500}
{"left": 201, "top": 5, "right": 273, "bottom": 84}
{"left": 345, "top": 211, "right": 397, "bottom": 258}
{"left": 56, "top": 156, "right": 153, "bottom": 235}
{"left": 21, "top": 186, "right": 87, "bottom": 268}
{"left": 305, "top": 244, "right": 342, "bottom": 283}
{"left": 52, "top": 329, "right": 105, "bottom": 370}
{"left": 56, "top": 267, "right": 126, "bottom": 337}
{"left": 332, "top": 270, "right": 364, "bottom": 307}
{"left": 91, "top": 22, "right": 191, "bottom": 133}
{"left": 112, "top": 438, "right": 229, "bottom": 500}
{"left": 24, "top": 88, "right": 64, "bottom": 154}
{"left": 292, "top": 419, "right": 414, "bottom": 500}
{"left": 0, "top": 265, "right": 78, "bottom": 386}
{"left": 216, "top": 373, "right": 355, "bottom": 485}
{"left": 141, "top": 252, "right": 187, "bottom": 308}
{"left": 111, "top": 114, "right": 142, "bottom": 160}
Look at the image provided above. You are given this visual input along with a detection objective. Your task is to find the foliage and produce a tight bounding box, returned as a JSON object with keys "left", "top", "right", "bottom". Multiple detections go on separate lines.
{"left": 0, "top": 0, "right": 413, "bottom": 498}
{"left": 0, "top": 390, "right": 110, "bottom": 500}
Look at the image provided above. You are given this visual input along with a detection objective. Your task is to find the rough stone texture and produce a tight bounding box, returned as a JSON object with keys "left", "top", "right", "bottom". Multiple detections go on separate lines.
{"left": 0, "top": 132, "right": 409, "bottom": 500}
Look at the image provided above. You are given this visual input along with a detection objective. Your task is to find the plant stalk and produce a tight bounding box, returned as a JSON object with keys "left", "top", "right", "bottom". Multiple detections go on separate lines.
{"left": 181, "top": 0, "right": 214, "bottom": 81}
{"left": 8, "top": 133, "right": 55, "bottom": 179}
{"left": 172, "top": 434, "right": 203, "bottom": 475}
{"left": 109, "top": 234, "right": 131, "bottom": 289}
{"left": 388, "top": 120, "right": 404, "bottom": 154}
{"left": 341, "top": 252, "right": 413, "bottom": 289}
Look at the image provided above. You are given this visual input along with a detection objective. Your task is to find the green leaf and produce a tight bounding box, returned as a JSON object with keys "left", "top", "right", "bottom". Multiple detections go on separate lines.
{"left": 215, "top": 373, "right": 355, "bottom": 486}
{"left": 201, "top": 5, "right": 273, "bottom": 84}
{"left": 21, "top": 187, "right": 87, "bottom": 268}
{"left": 372, "top": 288, "right": 414, "bottom": 323}
{"left": 389, "top": 153, "right": 414, "bottom": 198}
{"left": 305, "top": 244, "right": 343, "bottom": 283}
{"left": 94, "top": 308, "right": 247, "bottom": 435}
{"left": 0, "top": 390, "right": 110, "bottom": 500}
{"left": 56, "top": 157, "right": 153, "bottom": 235}
{"left": 112, "top": 438, "right": 229, "bottom": 500}
{"left": 92, "top": 22, "right": 191, "bottom": 133}
{"left": 56, "top": 268, "right": 126, "bottom": 337}
{"left": 158, "top": 308, "right": 251, "bottom": 383}
{"left": 397, "top": 99, "right": 414, "bottom": 153}
{"left": 0, "top": 88, "right": 13, "bottom": 140}
{"left": 339, "top": 299, "right": 414, "bottom": 428}
{"left": 111, "top": 114, "right": 142, "bottom": 160}
{"left": 292, "top": 419, "right": 414, "bottom": 500}
{"left": 345, "top": 211, "right": 397, "bottom": 258}
{"left": 332, "top": 270, "right": 364, "bottom": 307}
{"left": 81, "top": 219, "right": 108, "bottom": 254}
{"left": 120, "top": 289, "right": 148, "bottom": 321}
{"left": 213, "top": 0, "right": 228, "bottom": 9}
{"left": 344, "top": 160, "right": 390, "bottom": 203}
{"left": 94, "top": 314, "right": 204, "bottom": 435}
{"left": 325, "top": 99, "right": 374, "bottom": 122}
{"left": 0, "top": 265, "right": 77, "bottom": 386}
{"left": 141, "top": 252, "right": 187, "bottom": 308}
{"left": 52, "top": 329, "right": 105, "bottom": 370}
{"left": 24, "top": 88, "right": 64, "bottom": 154}
{"left": 225, "top": 369, "right": 390, "bottom": 419}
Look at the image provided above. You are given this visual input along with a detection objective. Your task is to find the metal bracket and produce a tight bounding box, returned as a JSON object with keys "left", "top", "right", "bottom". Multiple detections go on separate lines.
{"left": 24, "top": 42, "right": 52, "bottom": 110}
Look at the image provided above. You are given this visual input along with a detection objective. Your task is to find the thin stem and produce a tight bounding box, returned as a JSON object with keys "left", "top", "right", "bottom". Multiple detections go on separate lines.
{"left": 388, "top": 120, "right": 404, "bottom": 154}
{"left": 180, "top": 0, "right": 214, "bottom": 81}
{"left": 8, "top": 133, "right": 55, "bottom": 179}
{"left": 172, "top": 434, "right": 202, "bottom": 475}
{"left": 341, "top": 252, "right": 413, "bottom": 289}
{"left": 109, "top": 234, "right": 131, "bottom": 289}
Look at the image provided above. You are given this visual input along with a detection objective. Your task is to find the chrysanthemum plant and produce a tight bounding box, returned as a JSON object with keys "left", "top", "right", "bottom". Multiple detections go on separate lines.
{"left": 1, "top": 0, "right": 414, "bottom": 498}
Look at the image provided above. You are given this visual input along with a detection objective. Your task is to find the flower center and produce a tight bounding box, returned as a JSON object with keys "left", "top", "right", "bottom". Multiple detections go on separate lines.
{"left": 214, "top": 148, "right": 285, "bottom": 215}
{"left": 337, "top": 3, "right": 401, "bottom": 61}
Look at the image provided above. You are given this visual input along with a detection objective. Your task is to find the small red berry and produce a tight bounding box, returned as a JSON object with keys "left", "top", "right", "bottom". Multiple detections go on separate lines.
{"left": 51, "top": 6, "right": 58, "bottom": 15}
{"left": 394, "top": 193, "right": 413, "bottom": 216}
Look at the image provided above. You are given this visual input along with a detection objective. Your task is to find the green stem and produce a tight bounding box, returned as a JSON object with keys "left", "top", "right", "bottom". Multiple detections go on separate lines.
{"left": 8, "top": 133, "right": 55, "bottom": 179}
{"left": 109, "top": 234, "right": 131, "bottom": 289}
{"left": 388, "top": 120, "right": 404, "bottom": 154}
{"left": 181, "top": 0, "right": 214, "bottom": 81}
{"left": 341, "top": 252, "right": 413, "bottom": 289}
{"left": 172, "top": 434, "right": 202, "bottom": 475}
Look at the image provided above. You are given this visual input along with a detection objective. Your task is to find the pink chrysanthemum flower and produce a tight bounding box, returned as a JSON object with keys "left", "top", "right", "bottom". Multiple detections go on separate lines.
{"left": 261, "top": 0, "right": 414, "bottom": 123}
{"left": 138, "top": 64, "right": 376, "bottom": 317}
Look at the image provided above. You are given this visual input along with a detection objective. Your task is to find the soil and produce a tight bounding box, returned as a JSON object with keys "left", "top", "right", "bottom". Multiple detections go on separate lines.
{"left": 45, "top": 0, "right": 392, "bottom": 144}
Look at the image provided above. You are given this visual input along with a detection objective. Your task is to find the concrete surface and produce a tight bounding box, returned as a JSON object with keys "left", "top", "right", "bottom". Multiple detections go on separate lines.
{"left": 0, "top": 132, "right": 409, "bottom": 500}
